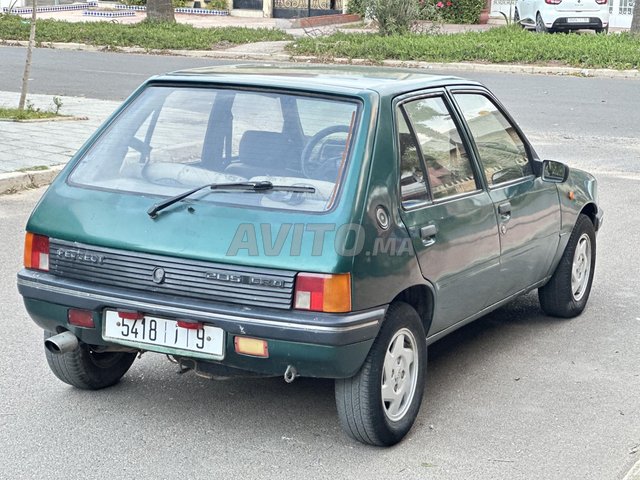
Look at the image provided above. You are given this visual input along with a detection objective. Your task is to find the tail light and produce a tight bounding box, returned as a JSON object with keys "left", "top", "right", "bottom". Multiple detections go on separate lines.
{"left": 545, "top": 0, "right": 562, "bottom": 4}
{"left": 595, "top": 0, "right": 607, "bottom": 4}
{"left": 24, "top": 232, "right": 49, "bottom": 271}
{"left": 294, "top": 273, "right": 351, "bottom": 313}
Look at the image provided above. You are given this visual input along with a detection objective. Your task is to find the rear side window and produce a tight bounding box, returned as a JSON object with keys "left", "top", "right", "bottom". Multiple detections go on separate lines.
{"left": 397, "top": 112, "right": 429, "bottom": 208}
{"left": 454, "top": 93, "right": 532, "bottom": 186}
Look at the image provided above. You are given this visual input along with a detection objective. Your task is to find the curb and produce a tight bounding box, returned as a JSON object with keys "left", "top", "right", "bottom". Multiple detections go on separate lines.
{"left": 623, "top": 457, "right": 640, "bottom": 480}
{"left": 0, "top": 115, "right": 88, "bottom": 123}
{"left": 0, "top": 165, "right": 64, "bottom": 195}
{"left": 2, "top": 39, "right": 640, "bottom": 78}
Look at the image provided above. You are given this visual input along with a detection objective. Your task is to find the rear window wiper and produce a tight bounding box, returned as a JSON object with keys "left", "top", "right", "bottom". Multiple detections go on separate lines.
{"left": 147, "top": 180, "right": 316, "bottom": 218}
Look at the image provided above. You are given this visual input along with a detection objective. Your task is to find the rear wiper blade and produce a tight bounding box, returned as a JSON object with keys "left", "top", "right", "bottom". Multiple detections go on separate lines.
{"left": 147, "top": 180, "right": 316, "bottom": 218}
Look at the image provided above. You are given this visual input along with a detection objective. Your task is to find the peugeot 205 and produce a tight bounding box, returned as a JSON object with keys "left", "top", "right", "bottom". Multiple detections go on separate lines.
{"left": 17, "top": 65, "right": 602, "bottom": 446}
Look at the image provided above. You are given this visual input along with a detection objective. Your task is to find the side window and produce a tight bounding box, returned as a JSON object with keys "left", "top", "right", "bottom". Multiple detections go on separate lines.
{"left": 454, "top": 93, "right": 532, "bottom": 186}
{"left": 397, "top": 112, "right": 429, "bottom": 208}
{"left": 403, "top": 97, "right": 478, "bottom": 200}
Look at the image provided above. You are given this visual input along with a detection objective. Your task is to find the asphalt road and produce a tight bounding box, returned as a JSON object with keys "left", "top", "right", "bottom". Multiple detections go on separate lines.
{"left": 1, "top": 175, "right": 639, "bottom": 480}
{"left": 2, "top": 45, "right": 639, "bottom": 173}
{"left": 1, "top": 46, "right": 640, "bottom": 479}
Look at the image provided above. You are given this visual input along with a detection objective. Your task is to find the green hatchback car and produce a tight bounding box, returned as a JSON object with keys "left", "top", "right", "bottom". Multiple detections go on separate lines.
{"left": 17, "top": 65, "right": 602, "bottom": 446}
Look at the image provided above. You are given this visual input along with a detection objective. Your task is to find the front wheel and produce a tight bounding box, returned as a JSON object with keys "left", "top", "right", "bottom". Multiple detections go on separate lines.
{"left": 335, "top": 302, "right": 427, "bottom": 446}
{"left": 538, "top": 214, "right": 596, "bottom": 318}
{"left": 44, "top": 331, "right": 137, "bottom": 390}
{"left": 514, "top": 8, "right": 524, "bottom": 28}
{"left": 535, "top": 13, "right": 549, "bottom": 33}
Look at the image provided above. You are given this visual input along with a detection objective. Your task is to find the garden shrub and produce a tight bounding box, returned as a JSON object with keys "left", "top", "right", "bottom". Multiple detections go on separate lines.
{"left": 368, "top": 0, "right": 419, "bottom": 35}
{"left": 433, "top": 0, "right": 484, "bottom": 24}
{"left": 347, "top": 0, "right": 366, "bottom": 16}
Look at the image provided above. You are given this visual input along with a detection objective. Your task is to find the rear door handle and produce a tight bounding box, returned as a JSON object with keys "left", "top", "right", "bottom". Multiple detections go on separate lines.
{"left": 498, "top": 202, "right": 512, "bottom": 217}
{"left": 419, "top": 224, "right": 438, "bottom": 246}
{"left": 420, "top": 224, "right": 438, "bottom": 239}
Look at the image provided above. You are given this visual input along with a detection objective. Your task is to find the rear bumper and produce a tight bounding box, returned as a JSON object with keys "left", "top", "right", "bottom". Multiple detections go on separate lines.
{"left": 17, "top": 269, "right": 385, "bottom": 378}
{"left": 551, "top": 16, "right": 606, "bottom": 30}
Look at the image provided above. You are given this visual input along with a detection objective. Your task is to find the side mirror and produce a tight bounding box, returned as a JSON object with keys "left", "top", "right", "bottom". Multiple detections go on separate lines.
{"left": 541, "top": 160, "right": 569, "bottom": 183}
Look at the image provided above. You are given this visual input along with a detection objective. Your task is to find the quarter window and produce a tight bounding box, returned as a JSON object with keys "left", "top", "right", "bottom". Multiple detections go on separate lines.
{"left": 397, "top": 112, "right": 429, "bottom": 207}
{"left": 403, "top": 97, "right": 478, "bottom": 200}
{"left": 454, "top": 93, "right": 532, "bottom": 186}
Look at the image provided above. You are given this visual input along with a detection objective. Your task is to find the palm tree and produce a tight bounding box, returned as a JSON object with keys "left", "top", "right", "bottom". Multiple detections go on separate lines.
{"left": 147, "top": 0, "right": 176, "bottom": 22}
{"left": 631, "top": 0, "right": 640, "bottom": 33}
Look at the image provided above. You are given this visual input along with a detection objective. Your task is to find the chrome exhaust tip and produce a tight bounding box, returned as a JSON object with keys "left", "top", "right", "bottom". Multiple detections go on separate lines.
{"left": 44, "top": 331, "right": 79, "bottom": 355}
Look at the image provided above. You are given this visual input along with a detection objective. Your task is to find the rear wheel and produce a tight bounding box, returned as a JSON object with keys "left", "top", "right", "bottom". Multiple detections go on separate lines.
{"left": 538, "top": 214, "right": 596, "bottom": 318}
{"left": 535, "top": 13, "right": 549, "bottom": 33}
{"left": 44, "top": 331, "right": 137, "bottom": 390}
{"left": 595, "top": 26, "right": 609, "bottom": 34}
{"left": 335, "top": 302, "right": 427, "bottom": 446}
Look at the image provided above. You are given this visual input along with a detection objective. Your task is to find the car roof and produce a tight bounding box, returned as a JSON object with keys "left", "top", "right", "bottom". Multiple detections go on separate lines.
{"left": 161, "top": 64, "right": 482, "bottom": 97}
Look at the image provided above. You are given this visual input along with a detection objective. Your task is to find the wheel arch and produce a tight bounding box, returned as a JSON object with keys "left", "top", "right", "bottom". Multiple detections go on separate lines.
{"left": 580, "top": 202, "right": 598, "bottom": 228}
{"left": 391, "top": 284, "right": 435, "bottom": 337}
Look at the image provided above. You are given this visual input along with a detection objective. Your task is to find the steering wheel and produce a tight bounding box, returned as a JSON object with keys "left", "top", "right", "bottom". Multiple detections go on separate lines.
{"left": 301, "top": 125, "right": 350, "bottom": 180}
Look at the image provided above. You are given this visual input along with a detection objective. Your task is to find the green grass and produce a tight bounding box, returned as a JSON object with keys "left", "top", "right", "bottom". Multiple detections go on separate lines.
{"left": 16, "top": 165, "right": 50, "bottom": 172}
{"left": 0, "top": 106, "right": 60, "bottom": 120}
{"left": 0, "top": 16, "right": 292, "bottom": 50}
{"left": 288, "top": 26, "right": 640, "bottom": 69}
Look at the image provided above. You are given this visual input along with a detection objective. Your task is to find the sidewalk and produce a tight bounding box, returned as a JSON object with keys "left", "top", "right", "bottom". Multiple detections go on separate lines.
{"left": 0, "top": 91, "right": 118, "bottom": 193}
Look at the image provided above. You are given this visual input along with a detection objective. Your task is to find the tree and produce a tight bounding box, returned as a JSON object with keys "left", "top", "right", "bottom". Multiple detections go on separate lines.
{"left": 18, "top": 0, "right": 37, "bottom": 110}
{"left": 147, "top": 0, "right": 176, "bottom": 22}
{"left": 631, "top": 0, "right": 640, "bottom": 33}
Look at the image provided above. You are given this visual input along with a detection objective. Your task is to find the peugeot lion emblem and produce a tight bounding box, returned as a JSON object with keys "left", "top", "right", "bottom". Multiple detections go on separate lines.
{"left": 152, "top": 267, "right": 166, "bottom": 284}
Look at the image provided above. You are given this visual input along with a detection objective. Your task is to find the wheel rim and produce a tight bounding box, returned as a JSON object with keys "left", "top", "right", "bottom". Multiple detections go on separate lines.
{"left": 536, "top": 15, "right": 544, "bottom": 32}
{"left": 571, "top": 233, "right": 592, "bottom": 301}
{"left": 381, "top": 328, "right": 419, "bottom": 422}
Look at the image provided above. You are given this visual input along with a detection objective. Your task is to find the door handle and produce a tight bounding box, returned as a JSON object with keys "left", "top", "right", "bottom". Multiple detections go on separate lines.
{"left": 420, "top": 224, "right": 438, "bottom": 239}
{"left": 498, "top": 202, "right": 512, "bottom": 217}
{"left": 419, "top": 224, "right": 438, "bottom": 246}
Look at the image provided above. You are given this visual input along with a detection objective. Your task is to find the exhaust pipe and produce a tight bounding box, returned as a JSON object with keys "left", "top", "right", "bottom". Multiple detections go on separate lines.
{"left": 45, "top": 331, "right": 79, "bottom": 354}
{"left": 284, "top": 365, "right": 298, "bottom": 384}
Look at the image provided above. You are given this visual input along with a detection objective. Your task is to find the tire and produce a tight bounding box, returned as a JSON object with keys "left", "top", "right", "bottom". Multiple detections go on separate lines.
{"left": 595, "top": 26, "right": 609, "bottom": 34}
{"left": 538, "top": 214, "right": 596, "bottom": 318}
{"left": 535, "top": 13, "right": 549, "bottom": 33}
{"left": 44, "top": 331, "right": 137, "bottom": 390}
{"left": 335, "top": 302, "right": 427, "bottom": 446}
{"left": 514, "top": 8, "right": 524, "bottom": 28}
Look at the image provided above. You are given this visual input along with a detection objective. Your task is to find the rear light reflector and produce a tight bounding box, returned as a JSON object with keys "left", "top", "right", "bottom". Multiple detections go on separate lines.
{"left": 177, "top": 320, "right": 203, "bottom": 330}
{"left": 294, "top": 273, "right": 351, "bottom": 313}
{"left": 24, "top": 232, "right": 49, "bottom": 271}
{"left": 68, "top": 309, "right": 95, "bottom": 328}
{"left": 234, "top": 336, "right": 269, "bottom": 358}
{"left": 117, "top": 310, "right": 145, "bottom": 321}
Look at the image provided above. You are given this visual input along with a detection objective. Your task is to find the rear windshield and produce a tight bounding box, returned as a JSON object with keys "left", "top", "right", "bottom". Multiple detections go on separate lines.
{"left": 69, "top": 86, "right": 361, "bottom": 212}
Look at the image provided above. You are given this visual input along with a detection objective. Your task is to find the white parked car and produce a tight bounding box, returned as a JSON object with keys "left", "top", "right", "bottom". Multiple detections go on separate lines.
{"left": 515, "top": 0, "right": 610, "bottom": 33}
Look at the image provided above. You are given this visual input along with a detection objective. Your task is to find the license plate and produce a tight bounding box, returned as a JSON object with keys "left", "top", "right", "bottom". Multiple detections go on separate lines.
{"left": 567, "top": 17, "right": 589, "bottom": 23}
{"left": 103, "top": 310, "right": 224, "bottom": 359}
